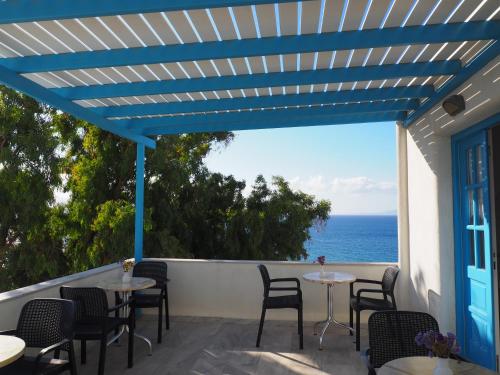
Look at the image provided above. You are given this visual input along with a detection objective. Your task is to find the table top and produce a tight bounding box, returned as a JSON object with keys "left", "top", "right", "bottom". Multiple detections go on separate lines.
{"left": 379, "top": 357, "right": 497, "bottom": 375}
{"left": 0, "top": 336, "right": 25, "bottom": 368}
{"left": 302, "top": 271, "right": 356, "bottom": 285}
{"left": 97, "top": 277, "right": 156, "bottom": 292}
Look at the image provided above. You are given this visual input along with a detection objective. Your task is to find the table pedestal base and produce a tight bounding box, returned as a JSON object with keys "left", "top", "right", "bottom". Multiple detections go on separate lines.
{"left": 107, "top": 291, "right": 153, "bottom": 356}
{"left": 313, "top": 284, "right": 354, "bottom": 350}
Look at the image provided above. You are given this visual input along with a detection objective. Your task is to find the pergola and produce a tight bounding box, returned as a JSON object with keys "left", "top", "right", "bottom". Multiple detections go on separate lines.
{"left": 0, "top": 0, "right": 498, "bottom": 261}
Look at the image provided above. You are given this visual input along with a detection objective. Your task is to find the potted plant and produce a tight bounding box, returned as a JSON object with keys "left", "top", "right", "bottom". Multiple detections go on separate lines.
{"left": 415, "top": 330, "right": 460, "bottom": 375}
{"left": 121, "top": 259, "right": 135, "bottom": 282}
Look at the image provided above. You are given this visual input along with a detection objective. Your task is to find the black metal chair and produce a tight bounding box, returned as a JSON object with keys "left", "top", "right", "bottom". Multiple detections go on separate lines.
{"left": 367, "top": 310, "right": 439, "bottom": 374}
{"left": 0, "top": 298, "right": 77, "bottom": 375}
{"left": 130, "top": 260, "right": 170, "bottom": 343}
{"left": 60, "top": 286, "right": 135, "bottom": 375}
{"left": 349, "top": 265, "right": 400, "bottom": 351}
{"left": 256, "top": 264, "right": 303, "bottom": 349}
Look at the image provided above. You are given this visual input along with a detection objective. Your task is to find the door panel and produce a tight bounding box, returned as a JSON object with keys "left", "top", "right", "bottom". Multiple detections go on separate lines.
{"left": 455, "top": 130, "right": 496, "bottom": 369}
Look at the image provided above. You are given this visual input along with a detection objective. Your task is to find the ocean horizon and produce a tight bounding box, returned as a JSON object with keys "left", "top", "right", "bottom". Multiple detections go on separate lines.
{"left": 303, "top": 215, "right": 398, "bottom": 263}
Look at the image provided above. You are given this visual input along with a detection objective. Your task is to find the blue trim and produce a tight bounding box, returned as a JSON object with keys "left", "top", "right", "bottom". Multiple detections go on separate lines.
{"left": 452, "top": 112, "right": 500, "bottom": 142}
{"left": 0, "top": 0, "right": 302, "bottom": 24}
{"left": 120, "top": 101, "right": 413, "bottom": 130}
{"left": 3, "top": 22, "right": 497, "bottom": 73}
{"left": 96, "top": 87, "right": 431, "bottom": 118}
{"left": 405, "top": 41, "right": 500, "bottom": 127}
{"left": 135, "top": 112, "right": 405, "bottom": 136}
{"left": 95, "top": 89, "right": 426, "bottom": 118}
{"left": 54, "top": 62, "right": 458, "bottom": 100}
{"left": 0, "top": 64, "right": 156, "bottom": 149}
{"left": 134, "top": 143, "right": 145, "bottom": 262}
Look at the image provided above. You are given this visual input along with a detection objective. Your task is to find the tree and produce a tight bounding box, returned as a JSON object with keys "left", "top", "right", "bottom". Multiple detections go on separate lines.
{"left": 0, "top": 85, "right": 331, "bottom": 292}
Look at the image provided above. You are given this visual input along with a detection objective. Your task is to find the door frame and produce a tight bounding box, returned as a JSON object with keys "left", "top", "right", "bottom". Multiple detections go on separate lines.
{"left": 452, "top": 112, "right": 500, "bottom": 369}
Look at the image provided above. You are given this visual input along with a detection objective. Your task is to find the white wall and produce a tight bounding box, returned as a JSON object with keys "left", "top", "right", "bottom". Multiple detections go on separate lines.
{"left": 401, "top": 56, "right": 500, "bottom": 332}
{"left": 0, "top": 260, "right": 397, "bottom": 329}
{"left": 0, "top": 264, "right": 122, "bottom": 331}
{"left": 155, "top": 258, "right": 396, "bottom": 322}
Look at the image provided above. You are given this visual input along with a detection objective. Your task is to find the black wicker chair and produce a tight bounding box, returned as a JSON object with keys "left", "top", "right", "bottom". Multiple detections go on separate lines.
{"left": 256, "top": 264, "right": 303, "bottom": 349}
{"left": 367, "top": 311, "right": 439, "bottom": 374}
{"left": 130, "top": 261, "right": 169, "bottom": 343}
{"left": 349, "top": 265, "right": 400, "bottom": 351}
{"left": 0, "top": 298, "right": 77, "bottom": 375}
{"left": 60, "top": 286, "right": 135, "bottom": 375}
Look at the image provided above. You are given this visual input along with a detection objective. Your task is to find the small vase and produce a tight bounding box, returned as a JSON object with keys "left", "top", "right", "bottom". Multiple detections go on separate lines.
{"left": 433, "top": 358, "right": 453, "bottom": 375}
{"left": 122, "top": 270, "right": 132, "bottom": 282}
{"left": 320, "top": 266, "right": 326, "bottom": 277}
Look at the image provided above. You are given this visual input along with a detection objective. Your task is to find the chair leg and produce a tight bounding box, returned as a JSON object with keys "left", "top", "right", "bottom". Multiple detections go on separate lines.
{"left": 349, "top": 306, "right": 353, "bottom": 336}
{"left": 165, "top": 291, "right": 170, "bottom": 330}
{"left": 68, "top": 341, "right": 77, "bottom": 375}
{"left": 256, "top": 306, "right": 266, "bottom": 348}
{"left": 158, "top": 300, "right": 163, "bottom": 344}
{"left": 298, "top": 307, "right": 304, "bottom": 350}
{"left": 128, "top": 307, "right": 135, "bottom": 368}
{"left": 356, "top": 310, "right": 361, "bottom": 351}
{"left": 98, "top": 337, "right": 107, "bottom": 375}
{"left": 80, "top": 339, "right": 86, "bottom": 364}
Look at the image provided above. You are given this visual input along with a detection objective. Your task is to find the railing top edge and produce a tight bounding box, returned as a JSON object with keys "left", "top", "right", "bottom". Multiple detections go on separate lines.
{"left": 0, "top": 263, "right": 121, "bottom": 303}
{"left": 144, "top": 257, "right": 398, "bottom": 266}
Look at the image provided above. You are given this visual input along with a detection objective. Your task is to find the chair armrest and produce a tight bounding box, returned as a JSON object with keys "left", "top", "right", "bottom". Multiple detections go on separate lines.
{"left": 351, "top": 279, "right": 382, "bottom": 285}
{"left": 270, "top": 278, "right": 301, "bottom": 288}
{"left": 0, "top": 329, "right": 16, "bottom": 336}
{"left": 108, "top": 297, "right": 134, "bottom": 313}
{"left": 356, "top": 288, "right": 385, "bottom": 301}
{"left": 269, "top": 287, "right": 300, "bottom": 291}
{"left": 35, "top": 339, "right": 70, "bottom": 366}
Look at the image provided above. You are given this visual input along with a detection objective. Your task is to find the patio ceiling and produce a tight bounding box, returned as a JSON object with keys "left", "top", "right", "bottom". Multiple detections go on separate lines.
{"left": 0, "top": 0, "right": 498, "bottom": 148}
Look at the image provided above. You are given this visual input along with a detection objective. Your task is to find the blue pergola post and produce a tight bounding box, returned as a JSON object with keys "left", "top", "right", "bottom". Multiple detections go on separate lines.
{"left": 134, "top": 143, "right": 145, "bottom": 262}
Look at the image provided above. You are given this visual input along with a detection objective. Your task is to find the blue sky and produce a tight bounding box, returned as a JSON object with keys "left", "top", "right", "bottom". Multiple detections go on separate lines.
{"left": 205, "top": 121, "right": 397, "bottom": 215}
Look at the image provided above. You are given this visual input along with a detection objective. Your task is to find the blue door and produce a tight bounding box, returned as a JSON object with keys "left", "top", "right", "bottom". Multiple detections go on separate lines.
{"left": 454, "top": 130, "right": 496, "bottom": 369}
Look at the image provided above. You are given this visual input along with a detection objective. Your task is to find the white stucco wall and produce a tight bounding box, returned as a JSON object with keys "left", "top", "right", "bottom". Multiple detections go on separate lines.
{"left": 402, "top": 56, "right": 500, "bottom": 333}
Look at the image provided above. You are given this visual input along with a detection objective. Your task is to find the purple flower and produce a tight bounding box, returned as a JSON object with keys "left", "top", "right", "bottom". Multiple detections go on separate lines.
{"left": 315, "top": 256, "right": 326, "bottom": 266}
{"left": 415, "top": 330, "right": 460, "bottom": 358}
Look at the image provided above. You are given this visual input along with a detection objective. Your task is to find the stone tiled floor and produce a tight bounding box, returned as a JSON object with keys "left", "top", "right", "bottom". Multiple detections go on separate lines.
{"left": 77, "top": 316, "right": 368, "bottom": 375}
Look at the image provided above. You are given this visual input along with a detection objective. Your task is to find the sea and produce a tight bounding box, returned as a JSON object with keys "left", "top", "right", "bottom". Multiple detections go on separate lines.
{"left": 303, "top": 215, "right": 398, "bottom": 263}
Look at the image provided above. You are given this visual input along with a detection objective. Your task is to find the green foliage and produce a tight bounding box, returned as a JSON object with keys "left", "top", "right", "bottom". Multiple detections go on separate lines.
{"left": 0, "top": 86, "right": 331, "bottom": 292}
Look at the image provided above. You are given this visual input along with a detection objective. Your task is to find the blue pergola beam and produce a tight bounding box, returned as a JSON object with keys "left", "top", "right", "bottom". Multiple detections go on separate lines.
{"left": 137, "top": 112, "right": 406, "bottom": 136}
{"left": 54, "top": 61, "right": 459, "bottom": 100}
{"left": 119, "top": 101, "right": 415, "bottom": 131}
{"left": 0, "top": 0, "right": 305, "bottom": 24}
{"left": 404, "top": 42, "right": 500, "bottom": 127}
{"left": 3, "top": 21, "right": 497, "bottom": 74}
{"left": 0, "top": 65, "right": 156, "bottom": 149}
{"left": 94, "top": 86, "right": 433, "bottom": 118}
{"left": 134, "top": 143, "right": 145, "bottom": 262}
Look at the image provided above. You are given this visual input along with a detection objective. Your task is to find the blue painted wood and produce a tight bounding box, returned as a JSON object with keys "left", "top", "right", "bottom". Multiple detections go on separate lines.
{"left": 54, "top": 62, "right": 459, "bottom": 100}
{"left": 94, "top": 87, "right": 432, "bottom": 118}
{"left": 0, "top": 64, "right": 156, "bottom": 149}
{"left": 133, "top": 112, "right": 405, "bottom": 136}
{"left": 405, "top": 41, "right": 500, "bottom": 127}
{"left": 134, "top": 143, "right": 145, "bottom": 262}
{"left": 3, "top": 22, "right": 497, "bottom": 74}
{"left": 119, "top": 100, "right": 414, "bottom": 130}
{"left": 0, "top": 0, "right": 305, "bottom": 24}
{"left": 1, "top": 21, "right": 500, "bottom": 73}
{"left": 453, "top": 127, "right": 496, "bottom": 369}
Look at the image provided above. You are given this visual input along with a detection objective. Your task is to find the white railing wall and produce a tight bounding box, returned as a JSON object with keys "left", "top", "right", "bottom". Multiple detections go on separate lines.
{"left": 0, "top": 259, "right": 398, "bottom": 330}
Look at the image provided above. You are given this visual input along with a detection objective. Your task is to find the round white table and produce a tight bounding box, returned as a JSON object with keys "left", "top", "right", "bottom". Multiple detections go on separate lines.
{"left": 379, "top": 356, "right": 497, "bottom": 375}
{"left": 303, "top": 271, "right": 356, "bottom": 350}
{"left": 0, "top": 336, "right": 25, "bottom": 368}
{"left": 97, "top": 276, "right": 156, "bottom": 355}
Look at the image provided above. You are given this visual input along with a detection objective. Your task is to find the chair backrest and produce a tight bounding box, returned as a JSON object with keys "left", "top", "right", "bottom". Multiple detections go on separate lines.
{"left": 381, "top": 266, "right": 400, "bottom": 294}
{"left": 133, "top": 261, "right": 168, "bottom": 289}
{"left": 16, "top": 298, "right": 75, "bottom": 349}
{"left": 368, "top": 311, "right": 439, "bottom": 369}
{"left": 60, "top": 286, "right": 109, "bottom": 321}
{"left": 257, "top": 264, "right": 271, "bottom": 297}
